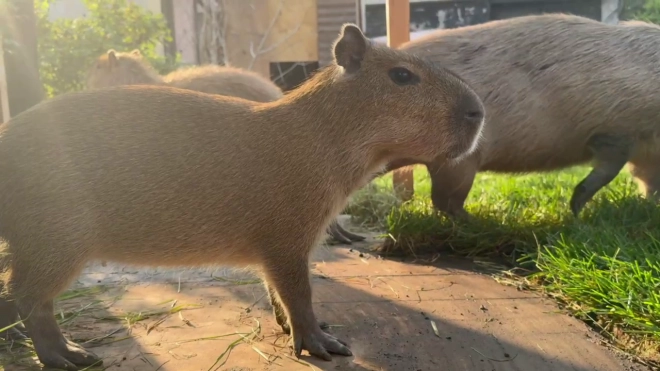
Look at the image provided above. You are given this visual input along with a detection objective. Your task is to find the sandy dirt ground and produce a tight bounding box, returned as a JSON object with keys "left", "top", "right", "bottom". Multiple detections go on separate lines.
{"left": 0, "top": 217, "right": 649, "bottom": 371}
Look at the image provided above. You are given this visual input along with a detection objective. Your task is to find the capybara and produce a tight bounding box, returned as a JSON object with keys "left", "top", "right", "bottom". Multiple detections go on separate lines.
{"left": 0, "top": 24, "right": 485, "bottom": 369}
{"left": 86, "top": 49, "right": 283, "bottom": 103}
{"left": 388, "top": 13, "right": 660, "bottom": 217}
{"left": 87, "top": 49, "right": 366, "bottom": 244}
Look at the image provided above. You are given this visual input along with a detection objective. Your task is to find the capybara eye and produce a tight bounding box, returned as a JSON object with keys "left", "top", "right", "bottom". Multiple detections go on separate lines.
{"left": 388, "top": 67, "right": 418, "bottom": 85}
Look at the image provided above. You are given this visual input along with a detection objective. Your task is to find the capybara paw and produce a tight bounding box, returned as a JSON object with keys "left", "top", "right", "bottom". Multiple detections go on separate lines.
{"left": 281, "top": 321, "right": 329, "bottom": 335}
{"left": 64, "top": 340, "right": 102, "bottom": 366}
{"left": 326, "top": 227, "right": 353, "bottom": 245}
{"left": 292, "top": 328, "right": 352, "bottom": 361}
{"left": 446, "top": 207, "right": 471, "bottom": 220}
{"left": 570, "top": 184, "right": 588, "bottom": 216}
{"left": 37, "top": 351, "right": 79, "bottom": 370}
{"left": 38, "top": 342, "right": 101, "bottom": 370}
{"left": 343, "top": 231, "right": 366, "bottom": 242}
{"left": 1, "top": 326, "right": 28, "bottom": 341}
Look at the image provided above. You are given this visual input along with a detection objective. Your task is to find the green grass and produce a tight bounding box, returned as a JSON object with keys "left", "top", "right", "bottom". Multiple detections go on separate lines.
{"left": 346, "top": 165, "right": 660, "bottom": 363}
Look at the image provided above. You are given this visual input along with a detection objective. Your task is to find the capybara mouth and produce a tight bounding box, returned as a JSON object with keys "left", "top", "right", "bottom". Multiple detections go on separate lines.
{"left": 445, "top": 140, "right": 476, "bottom": 162}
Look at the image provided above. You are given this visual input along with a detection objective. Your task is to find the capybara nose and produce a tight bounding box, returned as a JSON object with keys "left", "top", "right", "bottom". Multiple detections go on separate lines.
{"left": 465, "top": 109, "right": 484, "bottom": 122}
{"left": 459, "top": 95, "right": 485, "bottom": 125}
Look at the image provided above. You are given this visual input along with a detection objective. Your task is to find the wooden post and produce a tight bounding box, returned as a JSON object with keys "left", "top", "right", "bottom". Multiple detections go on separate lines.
{"left": 3, "top": 0, "right": 45, "bottom": 117}
{"left": 172, "top": 0, "right": 198, "bottom": 65}
{"left": 386, "top": 0, "right": 414, "bottom": 201}
{"left": 0, "top": 34, "right": 10, "bottom": 122}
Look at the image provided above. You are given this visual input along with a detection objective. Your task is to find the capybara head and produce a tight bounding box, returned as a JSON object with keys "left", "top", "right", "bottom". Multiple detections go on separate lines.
{"left": 329, "top": 24, "right": 485, "bottom": 163}
{"left": 86, "top": 49, "right": 162, "bottom": 89}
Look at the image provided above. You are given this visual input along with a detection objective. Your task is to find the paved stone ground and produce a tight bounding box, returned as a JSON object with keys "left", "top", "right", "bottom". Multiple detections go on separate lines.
{"left": 0, "top": 218, "right": 648, "bottom": 371}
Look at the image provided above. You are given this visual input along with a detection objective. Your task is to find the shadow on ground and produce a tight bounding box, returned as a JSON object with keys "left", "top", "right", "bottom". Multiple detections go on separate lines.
{"left": 0, "top": 236, "right": 645, "bottom": 371}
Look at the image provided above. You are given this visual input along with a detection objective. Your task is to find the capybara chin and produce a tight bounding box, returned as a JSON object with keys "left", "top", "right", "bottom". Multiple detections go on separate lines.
{"left": 87, "top": 49, "right": 365, "bottom": 244}
{"left": 0, "top": 24, "right": 484, "bottom": 370}
{"left": 390, "top": 13, "right": 660, "bottom": 217}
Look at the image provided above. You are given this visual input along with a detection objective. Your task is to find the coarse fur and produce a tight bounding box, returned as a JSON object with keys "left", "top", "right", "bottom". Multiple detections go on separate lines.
{"left": 0, "top": 24, "right": 484, "bottom": 370}
{"left": 389, "top": 13, "right": 660, "bottom": 217}
{"left": 87, "top": 50, "right": 363, "bottom": 244}
{"left": 86, "top": 49, "right": 283, "bottom": 103}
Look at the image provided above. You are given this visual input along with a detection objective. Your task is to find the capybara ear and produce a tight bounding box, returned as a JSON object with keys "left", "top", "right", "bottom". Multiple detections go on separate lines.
{"left": 107, "top": 49, "right": 118, "bottom": 68}
{"left": 131, "top": 49, "right": 142, "bottom": 56}
{"left": 332, "top": 23, "right": 369, "bottom": 74}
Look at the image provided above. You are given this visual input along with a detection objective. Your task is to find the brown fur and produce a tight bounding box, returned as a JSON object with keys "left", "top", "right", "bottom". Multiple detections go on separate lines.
{"left": 86, "top": 49, "right": 283, "bottom": 102}
{"left": 87, "top": 50, "right": 362, "bottom": 244}
{"left": 390, "top": 13, "right": 660, "bottom": 216}
{"left": 0, "top": 24, "right": 484, "bottom": 370}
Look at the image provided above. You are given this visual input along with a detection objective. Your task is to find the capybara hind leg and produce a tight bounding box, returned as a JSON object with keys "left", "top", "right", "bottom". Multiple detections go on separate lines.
{"left": 0, "top": 297, "right": 28, "bottom": 341}
{"left": 570, "top": 134, "right": 632, "bottom": 216}
{"left": 264, "top": 280, "right": 329, "bottom": 335}
{"left": 263, "top": 255, "right": 351, "bottom": 360}
{"left": 628, "top": 154, "right": 660, "bottom": 202}
{"left": 326, "top": 220, "right": 365, "bottom": 244}
{"left": 426, "top": 159, "right": 478, "bottom": 218}
{"left": 7, "top": 247, "right": 100, "bottom": 370}
{"left": 16, "top": 300, "right": 100, "bottom": 370}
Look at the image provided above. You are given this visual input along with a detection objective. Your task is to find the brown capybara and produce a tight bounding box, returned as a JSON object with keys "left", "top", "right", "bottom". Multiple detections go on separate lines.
{"left": 86, "top": 49, "right": 283, "bottom": 103}
{"left": 87, "top": 49, "right": 366, "bottom": 244}
{"left": 387, "top": 13, "right": 660, "bottom": 217}
{"left": 0, "top": 24, "right": 485, "bottom": 370}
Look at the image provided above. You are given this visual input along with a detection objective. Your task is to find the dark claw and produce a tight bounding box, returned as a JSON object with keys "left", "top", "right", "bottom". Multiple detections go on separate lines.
{"left": 340, "top": 229, "right": 366, "bottom": 242}
{"left": 570, "top": 182, "right": 588, "bottom": 216}
{"left": 327, "top": 226, "right": 353, "bottom": 244}
{"left": 2, "top": 326, "right": 28, "bottom": 341}
{"left": 327, "top": 220, "right": 366, "bottom": 244}
{"left": 294, "top": 337, "right": 303, "bottom": 358}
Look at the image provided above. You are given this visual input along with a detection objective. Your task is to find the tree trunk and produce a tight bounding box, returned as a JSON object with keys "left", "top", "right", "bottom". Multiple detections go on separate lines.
{"left": 2, "top": 0, "right": 44, "bottom": 118}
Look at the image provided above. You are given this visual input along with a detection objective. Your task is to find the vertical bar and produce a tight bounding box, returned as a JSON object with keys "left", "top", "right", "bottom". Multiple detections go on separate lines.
{"left": 172, "top": 0, "right": 199, "bottom": 65}
{"left": 3, "top": 0, "right": 45, "bottom": 117}
{"left": 386, "top": 0, "right": 414, "bottom": 201}
{"left": 0, "top": 34, "right": 10, "bottom": 122}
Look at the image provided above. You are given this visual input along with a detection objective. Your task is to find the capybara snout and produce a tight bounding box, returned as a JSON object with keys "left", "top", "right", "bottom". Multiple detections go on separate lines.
{"left": 447, "top": 86, "right": 486, "bottom": 160}
{"left": 420, "top": 63, "right": 485, "bottom": 162}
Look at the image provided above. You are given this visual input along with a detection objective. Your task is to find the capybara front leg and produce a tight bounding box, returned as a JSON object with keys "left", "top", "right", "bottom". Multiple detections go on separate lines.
{"left": 570, "top": 134, "right": 632, "bottom": 216}
{"left": 426, "top": 158, "right": 478, "bottom": 218}
{"left": 326, "top": 220, "right": 365, "bottom": 244}
{"left": 17, "top": 300, "right": 101, "bottom": 370}
{"left": 7, "top": 245, "right": 100, "bottom": 370}
{"left": 264, "top": 280, "right": 328, "bottom": 335}
{"left": 263, "top": 257, "right": 350, "bottom": 360}
{"left": 0, "top": 296, "right": 28, "bottom": 341}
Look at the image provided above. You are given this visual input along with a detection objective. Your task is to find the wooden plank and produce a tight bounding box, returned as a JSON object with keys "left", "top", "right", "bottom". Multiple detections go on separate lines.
{"left": 386, "top": 0, "right": 414, "bottom": 201}
{"left": 223, "top": 0, "right": 271, "bottom": 78}
{"left": 317, "top": 0, "right": 358, "bottom": 66}
{"left": 0, "top": 33, "right": 11, "bottom": 122}
{"left": 266, "top": 0, "right": 318, "bottom": 63}
{"left": 172, "top": 0, "right": 198, "bottom": 64}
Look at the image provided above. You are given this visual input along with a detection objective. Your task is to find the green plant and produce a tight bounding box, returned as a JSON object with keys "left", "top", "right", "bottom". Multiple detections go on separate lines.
{"left": 35, "top": 0, "right": 180, "bottom": 97}
{"left": 347, "top": 165, "right": 660, "bottom": 364}
{"left": 623, "top": 0, "right": 660, "bottom": 24}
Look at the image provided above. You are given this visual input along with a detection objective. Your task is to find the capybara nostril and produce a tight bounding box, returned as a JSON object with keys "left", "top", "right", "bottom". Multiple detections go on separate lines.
{"left": 465, "top": 109, "right": 484, "bottom": 122}
{"left": 458, "top": 94, "right": 485, "bottom": 124}
{"left": 457, "top": 93, "right": 485, "bottom": 127}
